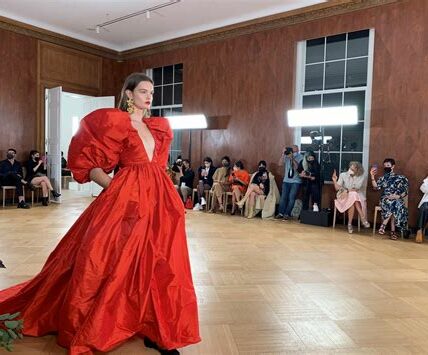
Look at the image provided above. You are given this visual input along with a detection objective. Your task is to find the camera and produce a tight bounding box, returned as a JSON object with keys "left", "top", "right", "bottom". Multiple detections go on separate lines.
{"left": 284, "top": 147, "right": 293, "bottom": 155}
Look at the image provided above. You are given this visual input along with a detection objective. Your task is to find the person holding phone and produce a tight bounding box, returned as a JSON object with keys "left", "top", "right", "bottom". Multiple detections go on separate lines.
{"left": 370, "top": 158, "right": 409, "bottom": 240}
{"left": 332, "top": 161, "right": 370, "bottom": 234}
{"left": 26, "top": 150, "right": 61, "bottom": 206}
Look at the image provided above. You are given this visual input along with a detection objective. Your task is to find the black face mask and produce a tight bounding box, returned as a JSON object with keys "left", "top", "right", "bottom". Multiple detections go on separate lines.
{"left": 384, "top": 167, "right": 392, "bottom": 174}
{"left": 223, "top": 162, "right": 230, "bottom": 168}
{"left": 34, "top": 157, "right": 40, "bottom": 162}
{"left": 258, "top": 167, "right": 266, "bottom": 173}
{"left": 6, "top": 153, "right": 14, "bottom": 160}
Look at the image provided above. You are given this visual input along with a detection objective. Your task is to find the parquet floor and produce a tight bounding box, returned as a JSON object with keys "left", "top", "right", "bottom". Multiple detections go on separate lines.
{"left": 1, "top": 191, "right": 428, "bottom": 354}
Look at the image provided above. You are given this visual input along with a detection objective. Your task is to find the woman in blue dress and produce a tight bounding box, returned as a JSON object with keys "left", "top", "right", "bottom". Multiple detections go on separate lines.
{"left": 370, "top": 158, "right": 409, "bottom": 240}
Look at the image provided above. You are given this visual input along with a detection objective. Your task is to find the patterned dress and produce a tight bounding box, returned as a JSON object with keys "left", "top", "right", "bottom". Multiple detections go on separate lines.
{"left": 376, "top": 173, "right": 409, "bottom": 229}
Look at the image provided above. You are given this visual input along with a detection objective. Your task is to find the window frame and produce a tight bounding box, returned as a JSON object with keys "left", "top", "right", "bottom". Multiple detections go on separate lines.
{"left": 293, "top": 29, "right": 375, "bottom": 182}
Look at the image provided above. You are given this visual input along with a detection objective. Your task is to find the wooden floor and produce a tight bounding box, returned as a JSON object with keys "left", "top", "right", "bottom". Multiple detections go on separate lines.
{"left": 1, "top": 191, "right": 428, "bottom": 354}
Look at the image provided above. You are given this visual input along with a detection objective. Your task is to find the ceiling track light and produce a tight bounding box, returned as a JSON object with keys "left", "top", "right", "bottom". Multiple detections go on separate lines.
{"left": 90, "top": 0, "right": 179, "bottom": 32}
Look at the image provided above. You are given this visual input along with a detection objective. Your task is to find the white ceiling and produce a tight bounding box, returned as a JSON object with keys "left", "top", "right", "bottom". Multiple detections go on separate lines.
{"left": 0, "top": 0, "right": 326, "bottom": 52}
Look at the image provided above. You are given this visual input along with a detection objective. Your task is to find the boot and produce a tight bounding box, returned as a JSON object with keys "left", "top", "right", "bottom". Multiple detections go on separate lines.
{"left": 42, "top": 197, "right": 49, "bottom": 206}
{"left": 416, "top": 230, "right": 424, "bottom": 243}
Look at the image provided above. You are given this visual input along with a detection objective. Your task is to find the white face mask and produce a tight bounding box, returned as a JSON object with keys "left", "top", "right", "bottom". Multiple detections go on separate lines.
{"left": 348, "top": 169, "right": 355, "bottom": 175}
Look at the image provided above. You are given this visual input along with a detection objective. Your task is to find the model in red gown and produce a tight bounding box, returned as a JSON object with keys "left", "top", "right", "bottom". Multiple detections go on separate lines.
{"left": 0, "top": 108, "right": 201, "bottom": 354}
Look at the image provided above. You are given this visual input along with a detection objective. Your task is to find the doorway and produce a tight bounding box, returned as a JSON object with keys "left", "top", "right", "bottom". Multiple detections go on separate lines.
{"left": 45, "top": 87, "right": 115, "bottom": 201}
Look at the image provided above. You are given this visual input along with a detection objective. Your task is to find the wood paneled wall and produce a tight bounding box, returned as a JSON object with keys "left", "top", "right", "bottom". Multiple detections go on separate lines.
{"left": 120, "top": 0, "right": 428, "bottom": 225}
{"left": 0, "top": 29, "right": 37, "bottom": 162}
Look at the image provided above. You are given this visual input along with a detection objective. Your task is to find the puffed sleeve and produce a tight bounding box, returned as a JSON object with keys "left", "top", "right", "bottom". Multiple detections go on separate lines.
{"left": 68, "top": 109, "right": 129, "bottom": 183}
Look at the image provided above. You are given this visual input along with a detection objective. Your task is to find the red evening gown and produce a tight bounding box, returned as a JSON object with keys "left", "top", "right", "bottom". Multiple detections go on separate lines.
{"left": 0, "top": 108, "right": 201, "bottom": 354}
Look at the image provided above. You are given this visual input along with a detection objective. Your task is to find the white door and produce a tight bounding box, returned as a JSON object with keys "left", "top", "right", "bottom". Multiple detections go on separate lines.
{"left": 81, "top": 96, "right": 115, "bottom": 197}
{"left": 45, "top": 87, "right": 62, "bottom": 203}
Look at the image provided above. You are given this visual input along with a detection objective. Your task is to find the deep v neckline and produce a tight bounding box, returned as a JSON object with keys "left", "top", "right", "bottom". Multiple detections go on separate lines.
{"left": 129, "top": 117, "right": 156, "bottom": 163}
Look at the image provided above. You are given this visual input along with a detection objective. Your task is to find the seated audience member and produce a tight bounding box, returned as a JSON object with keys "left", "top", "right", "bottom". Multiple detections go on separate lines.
{"left": 209, "top": 156, "right": 232, "bottom": 213}
{"left": 276, "top": 145, "right": 303, "bottom": 220}
{"left": 332, "top": 161, "right": 370, "bottom": 234}
{"left": 61, "top": 151, "right": 71, "bottom": 176}
{"left": 416, "top": 175, "right": 428, "bottom": 243}
{"left": 237, "top": 160, "right": 279, "bottom": 219}
{"left": 298, "top": 151, "right": 321, "bottom": 212}
{"left": 228, "top": 160, "right": 250, "bottom": 215}
{"left": 193, "top": 157, "right": 216, "bottom": 211}
{"left": 171, "top": 155, "right": 183, "bottom": 186}
{"left": 26, "top": 150, "right": 61, "bottom": 206}
{"left": 370, "top": 158, "right": 409, "bottom": 240}
{"left": 0, "top": 148, "right": 31, "bottom": 209}
{"left": 176, "top": 159, "right": 195, "bottom": 203}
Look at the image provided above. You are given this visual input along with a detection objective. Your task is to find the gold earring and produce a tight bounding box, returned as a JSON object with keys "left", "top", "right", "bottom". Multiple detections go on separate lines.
{"left": 126, "top": 98, "right": 135, "bottom": 114}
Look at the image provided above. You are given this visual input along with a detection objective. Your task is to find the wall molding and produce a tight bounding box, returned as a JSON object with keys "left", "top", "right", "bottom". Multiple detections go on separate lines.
{"left": 0, "top": 0, "right": 399, "bottom": 61}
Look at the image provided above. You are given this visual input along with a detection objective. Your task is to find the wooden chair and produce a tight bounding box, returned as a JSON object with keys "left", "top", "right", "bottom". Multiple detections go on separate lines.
{"left": 30, "top": 185, "right": 43, "bottom": 206}
{"left": 224, "top": 191, "right": 244, "bottom": 215}
{"left": 373, "top": 195, "right": 409, "bottom": 236}
{"left": 2, "top": 186, "right": 16, "bottom": 208}
{"left": 332, "top": 200, "right": 360, "bottom": 232}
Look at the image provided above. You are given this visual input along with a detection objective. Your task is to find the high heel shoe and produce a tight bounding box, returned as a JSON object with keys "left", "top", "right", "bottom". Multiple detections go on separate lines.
{"left": 51, "top": 190, "right": 61, "bottom": 198}
{"left": 144, "top": 337, "right": 180, "bottom": 354}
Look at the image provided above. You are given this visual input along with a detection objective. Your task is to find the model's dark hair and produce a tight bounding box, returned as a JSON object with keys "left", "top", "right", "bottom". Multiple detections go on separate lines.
{"left": 118, "top": 73, "right": 154, "bottom": 117}
{"left": 383, "top": 158, "right": 396, "bottom": 165}
{"left": 234, "top": 160, "right": 244, "bottom": 169}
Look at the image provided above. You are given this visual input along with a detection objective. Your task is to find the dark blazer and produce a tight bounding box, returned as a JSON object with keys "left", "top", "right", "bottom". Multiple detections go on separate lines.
{"left": 197, "top": 166, "right": 216, "bottom": 187}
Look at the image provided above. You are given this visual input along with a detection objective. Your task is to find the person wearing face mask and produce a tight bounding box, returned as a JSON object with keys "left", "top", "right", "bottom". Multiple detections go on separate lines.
{"left": 228, "top": 160, "right": 250, "bottom": 215}
{"left": 297, "top": 151, "right": 321, "bottom": 212}
{"left": 370, "top": 158, "right": 409, "bottom": 240}
{"left": 276, "top": 145, "right": 303, "bottom": 220}
{"left": 193, "top": 157, "right": 216, "bottom": 211}
{"left": 0, "top": 148, "right": 31, "bottom": 209}
{"left": 237, "top": 160, "right": 280, "bottom": 218}
{"left": 332, "top": 161, "right": 370, "bottom": 234}
{"left": 25, "top": 150, "right": 61, "bottom": 206}
{"left": 209, "top": 156, "right": 232, "bottom": 213}
{"left": 415, "top": 175, "right": 428, "bottom": 243}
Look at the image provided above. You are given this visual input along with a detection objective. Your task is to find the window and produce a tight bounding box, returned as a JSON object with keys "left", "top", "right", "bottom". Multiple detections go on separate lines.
{"left": 295, "top": 29, "right": 374, "bottom": 181}
{"left": 148, "top": 64, "right": 183, "bottom": 163}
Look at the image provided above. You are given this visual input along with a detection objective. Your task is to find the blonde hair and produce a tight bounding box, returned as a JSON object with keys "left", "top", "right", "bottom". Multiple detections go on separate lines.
{"left": 349, "top": 161, "right": 364, "bottom": 176}
{"left": 118, "top": 72, "right": 153, "bottom": 118}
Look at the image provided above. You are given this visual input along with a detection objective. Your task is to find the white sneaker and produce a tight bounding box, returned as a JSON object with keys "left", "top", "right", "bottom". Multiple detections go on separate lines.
{"left": 201, "top": 197, "right": 207, "bottom": 206}
{"left": 313, "top": 203, "right": 319, "bottom": 212}
{"left": 193, "top": 203, "right": 202, "bottom": 211}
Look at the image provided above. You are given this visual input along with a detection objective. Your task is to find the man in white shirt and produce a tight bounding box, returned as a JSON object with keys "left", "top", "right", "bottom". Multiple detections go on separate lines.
{"left": 416, "top": 176, "right": 428, "bottom": 243}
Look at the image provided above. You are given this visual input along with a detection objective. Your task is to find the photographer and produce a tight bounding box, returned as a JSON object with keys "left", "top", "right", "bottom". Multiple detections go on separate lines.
{"left": 298, "top": 151, "right": 321, "bottom": 212}
{"left": 276, "top": 145, "right": 303, "bottom": 219}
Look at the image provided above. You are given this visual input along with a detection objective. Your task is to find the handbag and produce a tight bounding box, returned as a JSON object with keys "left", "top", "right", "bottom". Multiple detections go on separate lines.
{"left": 184, "top": 196, "right": 194, "bottom": 209}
